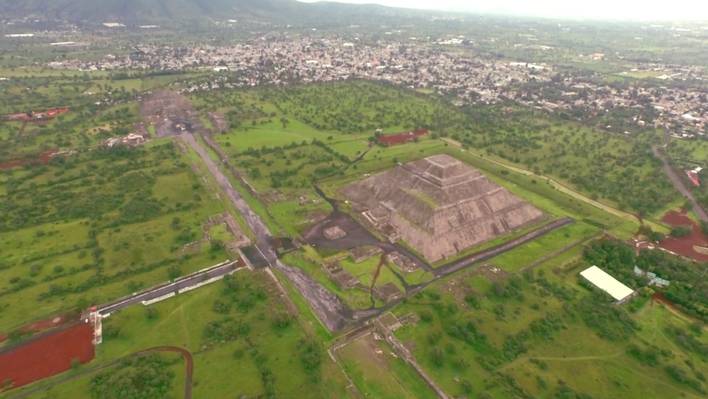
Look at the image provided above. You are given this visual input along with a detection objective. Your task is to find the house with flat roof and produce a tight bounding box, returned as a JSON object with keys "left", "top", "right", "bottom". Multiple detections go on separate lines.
{"left": 580, "top": 265, "right": 635, "bottom": 303}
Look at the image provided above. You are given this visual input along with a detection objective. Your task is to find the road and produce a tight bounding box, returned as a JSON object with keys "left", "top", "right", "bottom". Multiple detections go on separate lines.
{"left": 98, "top": 260, "right": 240, "bottom": 316}
{"left": 179, "top": 132, "right": 352, "bottom": 332}
{"left": 652, "top": 145, "right": 708, "bottom": 222}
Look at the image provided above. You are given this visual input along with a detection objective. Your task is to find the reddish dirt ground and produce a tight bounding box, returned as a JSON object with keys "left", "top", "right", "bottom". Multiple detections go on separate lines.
{"left": 0, "top": 149, "right": 59, "bottom": 170}
{"left": 2, "top": 107, "right": 70, "bottom": 122}
{"left": 0, "top": 322, "right": 94, "bottom": 389}
{"left": 651, "top": 292, "right": 698, "bottom": 322}
{"left": 659, "top": 210, "right": 708, "bottom": 262}
{"left": 377, "top": 128, "right": 429, "bottom": 146}
{"left": 0, "top": 313, "right": 74, "bottom": 345}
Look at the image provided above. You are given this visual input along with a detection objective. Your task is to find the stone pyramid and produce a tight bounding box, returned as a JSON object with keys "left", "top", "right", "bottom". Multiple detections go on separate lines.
{"left": 342, "top": 154, "right": 544, "bottom": 262}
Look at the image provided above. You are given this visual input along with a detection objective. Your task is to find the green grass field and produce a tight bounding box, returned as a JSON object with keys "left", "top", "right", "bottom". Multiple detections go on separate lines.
{"left": 336, "top": 332, "right": 438, "bottom": 399}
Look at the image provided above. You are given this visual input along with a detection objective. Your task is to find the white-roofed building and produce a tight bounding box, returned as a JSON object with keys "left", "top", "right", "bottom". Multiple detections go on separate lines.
{"left": 580, "top": 265, "right": 635, "bottom": 303}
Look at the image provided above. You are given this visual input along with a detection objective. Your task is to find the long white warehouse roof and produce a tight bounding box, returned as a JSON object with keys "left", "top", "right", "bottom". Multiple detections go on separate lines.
{"left": 580, "top": 265, "right": 634, "bottom": 302}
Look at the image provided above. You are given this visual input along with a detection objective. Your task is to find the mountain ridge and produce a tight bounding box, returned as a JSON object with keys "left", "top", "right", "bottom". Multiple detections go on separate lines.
{"left": 0, "top": 0, "right": 429, "bottom": 26}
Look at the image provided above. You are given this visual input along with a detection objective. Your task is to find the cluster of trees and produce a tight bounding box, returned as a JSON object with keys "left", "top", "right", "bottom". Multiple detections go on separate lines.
{"left": 457, "top": 105, "right": 677, "bottom": 215}
{"left": 203, "top": 274, "right": 269, "bottom": 344}
{"left": 664, "top": 325, "right": 707, "bottom": 361}
{"left": 584, "top": 239, "right": 708, "bottom": 322}
{"left": 90, "top": 354, "right": 174, "bottom": 399}
{"left": 664, "top": 364, "right": 706, "bottom": 394}
{"left": 574, "top": 295, "right": 638, "bottom": 341}
{"left": 268, "top": 82, "right": 464, "bottom": 134}
{"left": 298, "top": 339, "right": 323, "bottom": 383}
{"left": 0, "top": 144, "right": 183, "bottom": 232}
{"left": 204, "top": 317, "right": 251, "bottom": 343}
{"left": 237, "top": 142, "right": 347, "bottom": 189}
{"left": 501, "top": 314, "right": 565, "bottom": 362}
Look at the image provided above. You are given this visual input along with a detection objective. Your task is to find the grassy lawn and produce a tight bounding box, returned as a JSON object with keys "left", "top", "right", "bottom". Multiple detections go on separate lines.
{"left": 337, "top": 332, "right": 438, "bottom": 399}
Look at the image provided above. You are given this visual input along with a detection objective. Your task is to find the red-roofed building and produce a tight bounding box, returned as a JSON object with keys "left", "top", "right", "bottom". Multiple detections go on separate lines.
{"left": 686, "top": 169, "right": 701, "bottom": 187}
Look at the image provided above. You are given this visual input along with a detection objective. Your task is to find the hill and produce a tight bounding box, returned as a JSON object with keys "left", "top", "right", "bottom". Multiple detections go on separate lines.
{"left": 0, "top": 0, "right": 427, "bottom": 26}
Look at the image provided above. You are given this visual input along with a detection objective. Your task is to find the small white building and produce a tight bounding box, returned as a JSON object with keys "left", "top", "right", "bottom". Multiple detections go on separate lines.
{"left": 580, "top": 265, "right": 635, "bottom": 303}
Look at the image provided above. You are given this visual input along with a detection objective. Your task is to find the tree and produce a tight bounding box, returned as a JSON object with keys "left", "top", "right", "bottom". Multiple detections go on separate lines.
{"left": 670, "top": 226, "right": 691, "bottom": 238}
{"left": 90, "top": 354, "right": 174, "bottom": 399}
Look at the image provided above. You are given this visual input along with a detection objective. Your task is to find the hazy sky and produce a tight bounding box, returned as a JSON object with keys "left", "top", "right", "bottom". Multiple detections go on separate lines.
{"left": 299, "top": 0, "right": 708, "bottom": 21}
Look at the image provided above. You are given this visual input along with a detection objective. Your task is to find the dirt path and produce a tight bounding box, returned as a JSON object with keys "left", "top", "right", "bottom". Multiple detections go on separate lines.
{"left": 651, "top": 293, "right": 700, "bottom": 324}
{"left": 519, "top": 235, "right": 597, "bottom": 273}
{"left": 497, "top": 351, "right": 622, "bottom": 374}
{"left": 652, "top": 145, "right": 708, "bottom": 222}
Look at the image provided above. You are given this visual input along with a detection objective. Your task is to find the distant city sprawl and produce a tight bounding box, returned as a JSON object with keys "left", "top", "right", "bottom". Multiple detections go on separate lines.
{"left": 47, "top": 36, "right": 706, "bottom": 137}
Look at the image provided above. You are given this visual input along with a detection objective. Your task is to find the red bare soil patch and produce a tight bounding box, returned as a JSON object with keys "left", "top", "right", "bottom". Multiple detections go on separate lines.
{"left": 651, "top": 292, "right": 699, "bottom": 321}
{"left": 0, "top": 149, "right": 59, "bottom": 170}
{"left": 377, "top": 128, "right": 429, "bottom": 146}
{"left": 659, "top": 210, "right": 708, "bottom": 262}
{"left": 2, "top": 107, "right": 70, "bottom": 122}
{"left": 0, "top": 322, "right": 94, "bottom": 389}
{"left": 0, "top": 313, "right": 75, "bottom": 345}
{"left": 22, "top": 314, "right": 72, "bottom": 334}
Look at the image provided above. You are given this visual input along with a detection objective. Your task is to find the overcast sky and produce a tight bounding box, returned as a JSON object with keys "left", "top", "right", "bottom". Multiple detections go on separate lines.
{"left": 299, "top": 0, "right": 708, "bottom": 21}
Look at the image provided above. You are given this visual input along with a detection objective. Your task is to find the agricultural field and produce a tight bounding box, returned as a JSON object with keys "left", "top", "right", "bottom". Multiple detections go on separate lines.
{"left": 668, "top": 139, "right": 708, "bottom": 164}
{"left": 0, "top": 141, "right": 231, "bottom": 332}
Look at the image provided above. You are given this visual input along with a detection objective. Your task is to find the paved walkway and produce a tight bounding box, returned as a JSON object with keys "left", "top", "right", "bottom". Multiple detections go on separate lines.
{"left": 98, "top": 260, "right": 241, "bottom": 316}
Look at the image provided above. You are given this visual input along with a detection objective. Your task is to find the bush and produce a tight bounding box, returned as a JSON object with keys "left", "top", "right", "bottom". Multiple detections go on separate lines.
{"left": 299, "top": 339, "right": 323, "bottom": 382}
{"left": 670, "top": 226, "right": 692, "bottom": 238}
